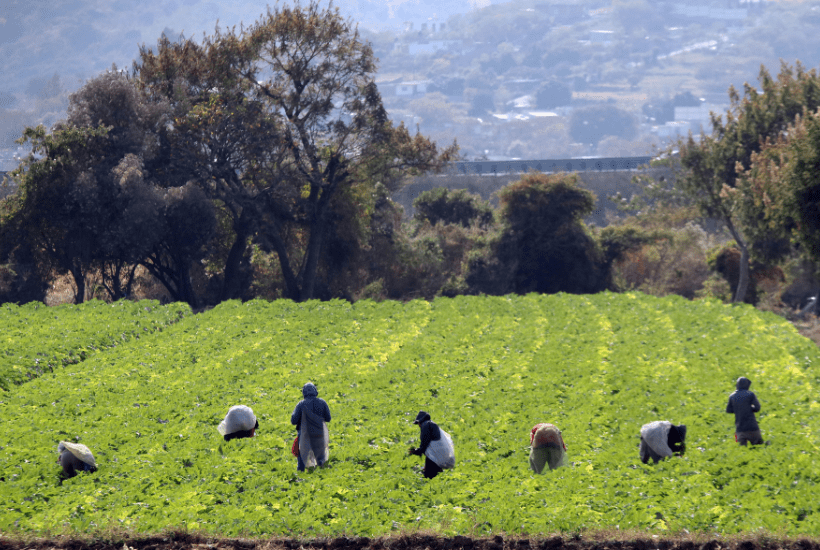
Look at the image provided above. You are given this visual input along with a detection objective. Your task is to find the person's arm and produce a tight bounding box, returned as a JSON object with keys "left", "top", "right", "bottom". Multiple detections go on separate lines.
{"left": 291, "top": 402, "right": 302, "bottom": 427}
{"left": 726, "top": 395, "right": 734, "bottom": 414}
{"left": 750, "top": 394, "right": 761, "bottom": 413}
{"left": 322, "top": 400, "right": 331, "bottom": 423}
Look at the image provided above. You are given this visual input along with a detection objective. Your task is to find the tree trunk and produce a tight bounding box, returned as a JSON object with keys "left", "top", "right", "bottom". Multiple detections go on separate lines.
{"left": 260, "top": 223, "right": 302, "bottom": 301}
{"left": 299, "top": 212, "right": 328, "bottom": 301}
{"left": 70, "top": 266, "right": 85, "bottom": 304}
{"left": 219, "top": 212, "right": 253, "bottom": 302}
{"left": 726, "top": 218, "right": 751, "bottom": 303}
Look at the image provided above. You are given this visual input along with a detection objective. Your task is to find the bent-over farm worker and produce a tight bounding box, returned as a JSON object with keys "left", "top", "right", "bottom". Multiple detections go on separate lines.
{"left": 217, "top": 405, "right": 258, "bottom": 441}
{"left": 529, "top": 423, "right": 567, "bottom": 473}
{"left": 727, "top": 376, "right": 763, "bottom": 445}
{"left": 58, "top": 441, "right": 97, "bottom": 478}
{"left": 291, "top": 382, "right": 331, "bottom": 471}
{"left": 639, "top": 421, "right": 686, "bottom": 464}
{"left": 408, "top": 410, "right": 455, "bottom": 479}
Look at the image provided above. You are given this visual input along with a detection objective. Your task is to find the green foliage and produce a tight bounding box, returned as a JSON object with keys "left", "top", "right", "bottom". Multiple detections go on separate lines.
{"left": 0, "top": 294, "right": 819, "bottom": 536}
{"left": 470, "top": 172, "right": 608, "bottom": 295}
{"left": 0, "top": 299, "right": 190, "bottom": 390}
{"left": 738, "top": 109, "right": 820, "bottom": 266}
{"left": 412, "top": 188, "right": 493, "bottom": 229}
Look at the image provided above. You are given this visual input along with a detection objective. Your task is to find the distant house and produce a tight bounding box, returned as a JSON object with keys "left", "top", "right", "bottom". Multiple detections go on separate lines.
{"left": 395, "top": 80, "right": 434, "bottom": 97}
{"left": 406, "top": 41, "right": 462, "bottom": 56}
{"left": 672, "top": 5, "right": 748, "bottom": 20}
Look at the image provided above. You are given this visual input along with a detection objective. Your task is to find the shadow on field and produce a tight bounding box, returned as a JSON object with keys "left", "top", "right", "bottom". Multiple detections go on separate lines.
{"left": 2, "top": 534, "right": 820, "bottom": 550}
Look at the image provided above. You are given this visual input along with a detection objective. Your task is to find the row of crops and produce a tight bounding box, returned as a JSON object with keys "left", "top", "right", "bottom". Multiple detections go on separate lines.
{"left": 0, "top": 293, "right": 818, "bottom": 536}
{"left": 0, "top": 300, "right": 190, "bottom": 390}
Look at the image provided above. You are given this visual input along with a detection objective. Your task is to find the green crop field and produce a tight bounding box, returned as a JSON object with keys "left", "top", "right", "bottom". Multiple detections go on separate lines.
{"left": 0, "top": 293, "right": 818, "bottom": 537}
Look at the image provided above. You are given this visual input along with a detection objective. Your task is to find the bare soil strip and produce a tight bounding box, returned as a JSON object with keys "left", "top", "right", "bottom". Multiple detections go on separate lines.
{"left": 2, "top": 534, "right": 820, "bottom": 550}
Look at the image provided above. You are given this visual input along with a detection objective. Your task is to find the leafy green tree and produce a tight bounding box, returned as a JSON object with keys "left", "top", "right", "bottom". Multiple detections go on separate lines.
{"left": 137, "top": 2, "right": 454, "bottom": 302}
{"left": 413, "top": 188, "right": 493, "bottom": 229}
{"left": 672, "top": 61, "right": 820, "bottom": 302}
{"left": 738, "top": 109, "right": 820, "bottom": 266}
{"left": 466, "top": 172, "right": 608, "bottom": 295}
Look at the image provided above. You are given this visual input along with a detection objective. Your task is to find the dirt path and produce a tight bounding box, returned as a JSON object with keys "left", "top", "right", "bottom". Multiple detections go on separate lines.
{"left": 2, "top": 534, "right": 820, "bottom": 550}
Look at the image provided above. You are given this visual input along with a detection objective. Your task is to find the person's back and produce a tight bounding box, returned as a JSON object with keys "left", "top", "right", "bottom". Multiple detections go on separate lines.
{"left": 291, "top": 382, "right": 331, "bottom": 470}
{"left": 58, "top": 441, "right": 97, "bottom": 478}
{"left": 529, "top": 423, "right": 567, "bottom": 473}
{"left": 727, "top": 376, "right": 762, "bottom": 445}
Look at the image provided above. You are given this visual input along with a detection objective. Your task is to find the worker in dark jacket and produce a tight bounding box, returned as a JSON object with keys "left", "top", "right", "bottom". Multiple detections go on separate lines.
{"left": 291, "top": 382, "right": 332, "bottom": 471}
{"left": 727, "top": 376, "right": 763, "bottom": 445}
{"left": 408, "top": 410, "right": 455, "bottom": 479}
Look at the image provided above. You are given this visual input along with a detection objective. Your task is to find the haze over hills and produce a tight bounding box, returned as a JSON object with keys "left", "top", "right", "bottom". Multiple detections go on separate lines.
{"left": 0, "top": 0, "right": 499, "bottom": 95}
{"left": 2, "top": 0, "right": 820, "bottom": 164}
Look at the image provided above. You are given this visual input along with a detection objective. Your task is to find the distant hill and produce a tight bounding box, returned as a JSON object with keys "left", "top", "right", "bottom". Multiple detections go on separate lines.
{"left": 0, "top": 0, "right": 505, "bottom": 98}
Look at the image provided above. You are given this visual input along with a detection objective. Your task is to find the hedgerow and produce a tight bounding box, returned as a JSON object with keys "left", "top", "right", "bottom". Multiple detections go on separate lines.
{"left": 0, "top": 294, "right": 817, "bottom": 536}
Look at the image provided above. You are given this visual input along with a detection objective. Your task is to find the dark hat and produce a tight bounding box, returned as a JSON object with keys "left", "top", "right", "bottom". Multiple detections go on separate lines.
{"left": 676, "top": 424, "right": 687, "bottom": 441}
{"left": 413, "top": 410, "right": 430, "bottom": 424}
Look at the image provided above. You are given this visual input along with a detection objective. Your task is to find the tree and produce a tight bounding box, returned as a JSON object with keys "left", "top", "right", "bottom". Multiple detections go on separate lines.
{"left": 136, "top": 1, "right": 454, "bottom": 302}
{"left": 737, "top": 109, "right": 820, "bottom": 267}
{"left": 569, "top": 105, "right": 637, "bottom": 145}
{"left": 465, "top": 173, "right": 608, "bottom": 295}
{"left": 241, "top": 2, "right": 454, "bottom": 301}
{"left": 2, "top": 71, "right": 217, "bottom": 306}
{"left": 672, "top": 61, "right": 820, "bottom": 302}
{"left": 535, "top": 81, "right": 571, "bottom": 109}
{"left": 413, "top": 188, "right": 493, "bottom": 229}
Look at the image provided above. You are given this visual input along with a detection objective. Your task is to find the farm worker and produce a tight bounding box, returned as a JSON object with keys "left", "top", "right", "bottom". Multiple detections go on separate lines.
{"left": 217, "top": 405, "right": 258, "bottom": 441}
{"left": 639, "top": 421, "right": 686, "bottom": 464}
{"left": 408, "top": 410, "right": 455, "bottom": 479}
{"left": 529, "top": 423, "right": 566, "bottom": 473}
{"left": 726, "top": 376, "right": 763, "bottom": 446}
{"left": 291, "top": 382, "right": 331, "bottom": 471}
{"left": 57, "top": 441, "right": 97, "bottom": 478}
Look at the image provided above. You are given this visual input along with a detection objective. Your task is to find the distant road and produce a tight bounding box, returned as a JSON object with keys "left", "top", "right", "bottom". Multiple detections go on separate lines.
{"left": 449, "top": 156, "right": 653, "bottom": 175}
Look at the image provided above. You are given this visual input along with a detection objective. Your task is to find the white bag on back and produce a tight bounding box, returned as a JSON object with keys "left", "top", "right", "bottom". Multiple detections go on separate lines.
{"left": 425, "top": 429, "right": 455, "bottom": 469}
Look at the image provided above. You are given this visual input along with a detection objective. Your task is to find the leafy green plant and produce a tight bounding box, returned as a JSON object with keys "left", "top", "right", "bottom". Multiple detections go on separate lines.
{"left": 0, "top": 294, "right": 818, "bottom": 536}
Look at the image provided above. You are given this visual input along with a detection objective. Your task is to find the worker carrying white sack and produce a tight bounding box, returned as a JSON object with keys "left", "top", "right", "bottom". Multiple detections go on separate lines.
{"left": 217, "top": 405, "right": 259, "bottom": 441}
{"left": 57, "top": 441, "right": 97, "bottom": 478}
{"left": 290, "top": 382, "right": 331, "bottom": 471}
{"left": 639, "top": 420, "right": 686, "bottom": 464}
{"left": 408, "top": 410, "right": 455, "bottom": 479}
{"left": 529, "top": 423, "right": 567, "bottom": 473}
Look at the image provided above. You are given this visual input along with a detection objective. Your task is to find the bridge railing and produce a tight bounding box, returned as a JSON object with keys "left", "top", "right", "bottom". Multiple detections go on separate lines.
{"left": 447, "top": 156, "right": 653, "bottom": 175}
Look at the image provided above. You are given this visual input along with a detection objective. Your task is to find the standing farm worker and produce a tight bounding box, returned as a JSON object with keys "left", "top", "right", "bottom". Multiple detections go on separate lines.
{"left": 291, "top": 382, "right": 331, "bottom": 471}
{"left": 57, "top": 441, "right": 97, "bottom": 478}
{"left": 408, "top": 410, "right": 455, "bottom": 479}
{"left": 217, "top": 405, "right": 259, "bottom": 441}
{"left": 529, "top": 423, "right": 567, "bottom": 473}
{"left": 727, "top": 376, "right": 763, "bottom": 445}
{"left": 639, "top": 421, "right": 686, "bottom": 464}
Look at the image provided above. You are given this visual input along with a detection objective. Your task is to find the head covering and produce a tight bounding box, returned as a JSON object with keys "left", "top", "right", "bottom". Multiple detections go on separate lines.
{"left": 302, "top": 382, "right": 318, "bottom": 398}
{"left": 676, "top": 424, "right": 687, "bottom": 442}
{"left": 413, "top": 410, "right": 431, "bottom": 424}
{"left": 736, "top": 377, "right": 752, "bottom": 390}
{"left": 217, "top": 405, "right": 257, "bottom": 436}
{"left": 57, "top": 441, "right": 96, "bottom": 469}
